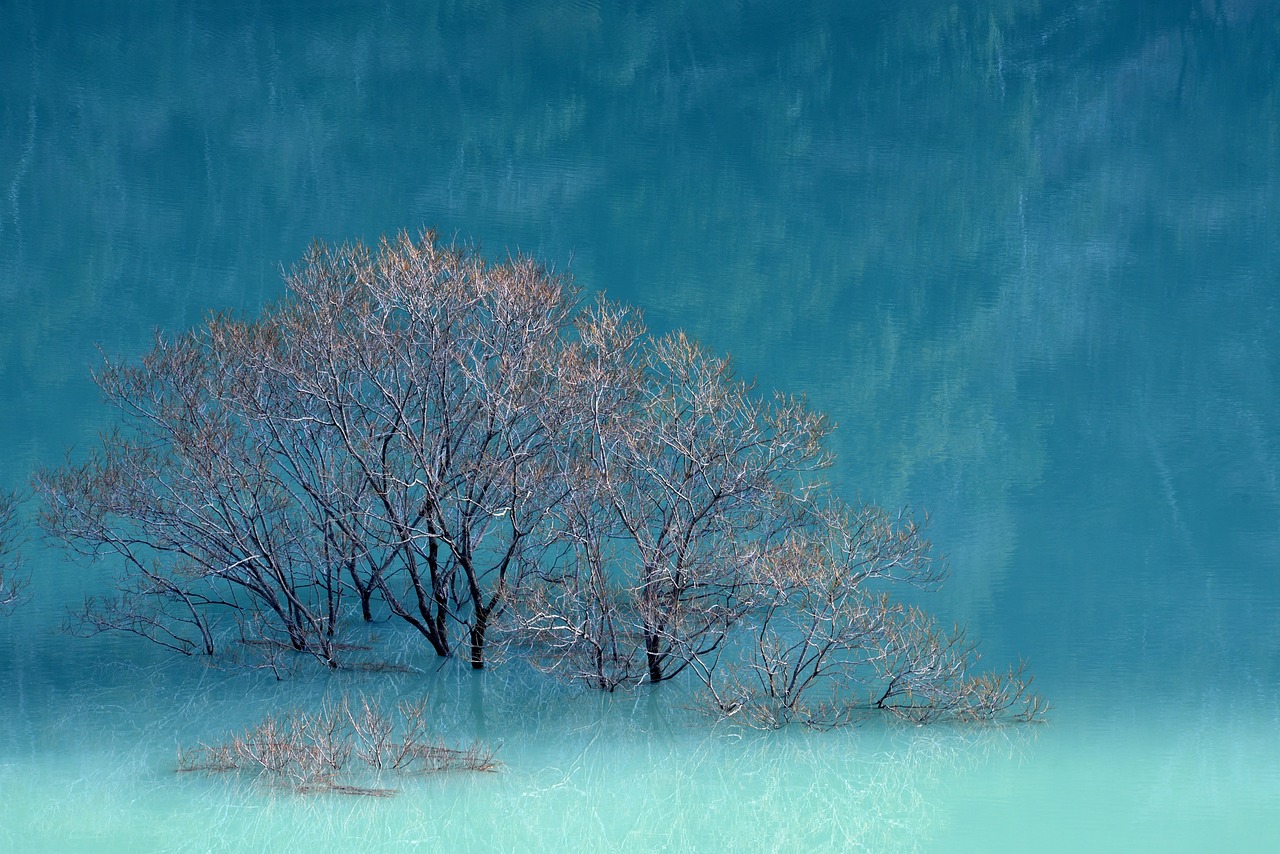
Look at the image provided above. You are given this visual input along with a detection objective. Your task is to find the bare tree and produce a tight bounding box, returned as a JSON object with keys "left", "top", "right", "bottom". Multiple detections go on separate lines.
{"left": 517, "top": 305, "right": 1043, "bottom": 722}
{"left": 37, "top": 232, "right": 576, "bottom": 670}
{"left": 0, "top": 490, "right": 26, "bottom": 612}
{"left": 697, "top": 497, "right": 1044, "bottom": 727}
{"left": 260, "top": 234, "right": 576, "bottom": 668}
{"left": 37, "top": 330, "right": 347, "bottom": 664}
{"left": 517, "top": 304, "right": 833, "bottom": 687}
{"left": 867, "top": 605, "right": 1045, "bottom": 724}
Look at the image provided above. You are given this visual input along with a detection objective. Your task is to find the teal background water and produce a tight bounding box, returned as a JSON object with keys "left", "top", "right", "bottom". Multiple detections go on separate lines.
{"left": 2, "top": 1, "right": 1278, "bottom": 849}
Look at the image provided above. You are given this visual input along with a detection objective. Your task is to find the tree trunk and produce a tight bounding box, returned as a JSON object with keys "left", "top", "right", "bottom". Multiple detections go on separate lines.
{"left": 429, "top": 537, "right": 450, "bottom": 650}
{"left": 469, "top": 611, "right": 488, "bottom": 670}
{"left": 646, "top": 631, "right": 664, "bottom": 682}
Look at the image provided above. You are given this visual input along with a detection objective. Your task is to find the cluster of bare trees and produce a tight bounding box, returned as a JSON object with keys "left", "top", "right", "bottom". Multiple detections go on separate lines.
{"left": 35, "top": 231, "right": 1043, "bottom": 726}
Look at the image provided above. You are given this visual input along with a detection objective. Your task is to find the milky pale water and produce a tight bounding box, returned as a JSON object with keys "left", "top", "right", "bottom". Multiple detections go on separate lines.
{"left": 2, "top": 1, "right": 1278, "bottom": 850}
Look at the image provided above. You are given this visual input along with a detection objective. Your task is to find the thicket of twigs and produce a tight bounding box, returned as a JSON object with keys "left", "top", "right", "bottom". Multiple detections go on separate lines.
{"left": 177, "top": 693, "right": 498, "bottom": 796}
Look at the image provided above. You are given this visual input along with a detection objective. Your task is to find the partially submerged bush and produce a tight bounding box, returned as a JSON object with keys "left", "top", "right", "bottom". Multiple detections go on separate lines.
{"left": 177, "top": 693, "right": 499, "bottom": 796}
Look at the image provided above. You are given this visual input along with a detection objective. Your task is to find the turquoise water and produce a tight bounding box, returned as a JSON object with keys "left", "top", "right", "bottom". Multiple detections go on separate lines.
{"left": 2, "top": 0, "right": 1279, "bottom": 849}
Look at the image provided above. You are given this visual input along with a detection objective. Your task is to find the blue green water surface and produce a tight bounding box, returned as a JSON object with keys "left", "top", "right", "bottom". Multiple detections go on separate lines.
{"left": 2, "top": 1, "right": 1278, "bottom": 850}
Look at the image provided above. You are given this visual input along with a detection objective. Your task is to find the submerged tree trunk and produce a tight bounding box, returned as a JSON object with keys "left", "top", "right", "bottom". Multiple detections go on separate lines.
{"left": 346, "top": 560, "right": 373, "bottom": 622}
{"left": 469, "top": 610, "right": 488, "bottom": 670}
{"left": 645, "top": 631, "right": 664, "bottom": 683}
{"left": 429, "top": 536, "right": 450, "bottom": 652}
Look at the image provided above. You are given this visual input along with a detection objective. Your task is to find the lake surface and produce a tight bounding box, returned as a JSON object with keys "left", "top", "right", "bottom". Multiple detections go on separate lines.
{"left": 2, "top": 1, "right": 1278, "bottom": 849}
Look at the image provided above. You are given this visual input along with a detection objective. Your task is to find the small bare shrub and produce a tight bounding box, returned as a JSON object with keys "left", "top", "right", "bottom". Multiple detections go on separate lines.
{"left": 177, "top": 692, "right": 499, "bottom": 796}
